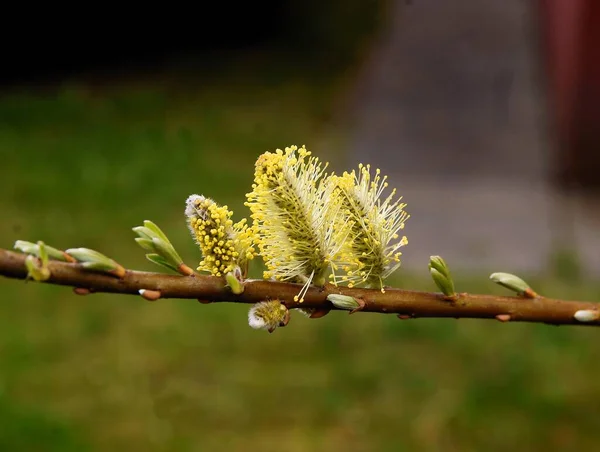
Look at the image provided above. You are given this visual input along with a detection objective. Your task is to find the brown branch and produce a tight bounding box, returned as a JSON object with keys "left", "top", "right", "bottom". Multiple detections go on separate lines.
{"left": 1, "top": 249, "right": 599, "bottom": 327}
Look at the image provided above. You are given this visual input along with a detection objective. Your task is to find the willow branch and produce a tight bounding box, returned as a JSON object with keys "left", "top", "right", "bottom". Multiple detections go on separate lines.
{"left": 1, "top": 249, "right": 598, "bottom": 327}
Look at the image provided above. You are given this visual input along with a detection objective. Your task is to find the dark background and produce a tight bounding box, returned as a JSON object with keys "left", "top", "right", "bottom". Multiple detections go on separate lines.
{"left": 0, "top": 2, "right": 389, "bottom": 86}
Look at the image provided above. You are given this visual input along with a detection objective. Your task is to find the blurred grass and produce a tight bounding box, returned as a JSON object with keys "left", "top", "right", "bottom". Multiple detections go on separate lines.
{"left": 1, "top": 63, "right": 600, "bottom": 452}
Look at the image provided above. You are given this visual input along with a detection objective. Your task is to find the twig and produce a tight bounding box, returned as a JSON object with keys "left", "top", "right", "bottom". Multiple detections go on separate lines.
{"left": 1, "top": 249, "right": 598, "bottom": 327}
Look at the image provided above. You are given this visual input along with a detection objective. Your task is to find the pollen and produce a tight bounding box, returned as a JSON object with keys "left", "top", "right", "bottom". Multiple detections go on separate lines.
{"left": 329, "top": 164, "right": 409, "bottom": 291}
{"left": 185, "top": 194, "right": 255, "bottom": 278}
{"left": 245, "top": 145, "right": 352, "bottom": 302}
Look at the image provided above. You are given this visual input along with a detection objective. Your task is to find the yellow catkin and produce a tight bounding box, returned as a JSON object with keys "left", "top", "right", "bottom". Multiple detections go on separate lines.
{"left": 248, "top": 300, "right": 289, "bottom": 332}
{"left": 329, "top": 164, "right": 409, "bottom": 292}
{"left": 245, "top": 145, "right": 351, "bottom": 302}
{"left": 185, "top": 195, "right": 255, "bottom": 277}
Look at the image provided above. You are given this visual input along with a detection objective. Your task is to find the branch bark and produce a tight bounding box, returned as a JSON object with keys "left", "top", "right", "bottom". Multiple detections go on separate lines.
{"left": 1, "top": 249, "right": 598, "bottom": 327}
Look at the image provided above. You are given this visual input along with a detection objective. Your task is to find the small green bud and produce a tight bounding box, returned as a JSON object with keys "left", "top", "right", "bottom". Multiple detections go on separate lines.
{"left": 14, "top": 240, "right": 70, "bottom": 262}
{"left": 574, "top": 309, "right": 599, "bottom": 323}
{"left": 490, "top": 272, "right": 535, "bottom": 297}
{"left": 24, "top": 255, "right": 50, "bottom": 281}
{"left": 428, "top": 255, "right": 450, "bottom": 277}
{"left": 65, "top": 248, "right": 125, "bottom": 277}
{"left": 14, "top": 240, "right": 37, "bottom": 255}
{"left": 428, "top": 256, "right": 456, "bottom": 299}
{"left": 327, "top": 294, "right": 361, "bottom": 311}
{"left": 225, "top": 267, "right": 245, "bottom": 294}
{"left": 66, "top": 248, "right": 110, "bottom": 263}
{"left": 430, "top": 267, "right": 456, "bottom": 298}
{"left": 79, "top": 261, "right": 119, "bottom": 272}
{"left": 151, "top": 237, "right": 183, "bottom": 267}
{"left": 133, "top": 221, "right": 187, "bottom": 275}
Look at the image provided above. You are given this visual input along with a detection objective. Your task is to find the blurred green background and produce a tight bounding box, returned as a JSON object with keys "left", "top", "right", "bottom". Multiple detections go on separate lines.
{"left": 2, "top": 4, "right": 600, "bottom": 451}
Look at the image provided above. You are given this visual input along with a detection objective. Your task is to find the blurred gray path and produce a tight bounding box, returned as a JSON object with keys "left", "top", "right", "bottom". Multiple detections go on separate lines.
{"left": 345, "top": 0, "right": 600, "bottom": 275}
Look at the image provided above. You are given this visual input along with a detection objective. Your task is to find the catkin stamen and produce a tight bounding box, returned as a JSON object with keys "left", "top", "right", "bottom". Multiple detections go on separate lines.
{"left": 329, "top": 165, "right": 409, "bottom": 291}
{"left": 245, "top": 145, "right": 351, "bottom": 302}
